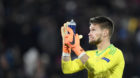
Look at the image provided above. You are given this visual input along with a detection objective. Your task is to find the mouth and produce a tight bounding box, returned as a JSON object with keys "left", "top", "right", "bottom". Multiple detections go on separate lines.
{"left": 89, "top": 36, "right": 93, "bottom": 39}
{"left": 89, "top": 37, "right": 94, "bottom": 42}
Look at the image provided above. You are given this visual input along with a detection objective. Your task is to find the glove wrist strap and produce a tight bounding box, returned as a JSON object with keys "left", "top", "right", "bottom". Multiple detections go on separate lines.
{"left": 62, "top": 52, "right": 70, "bottom": 56}
{"left": 78, "top": 52, "right": 86, "bottom": 58}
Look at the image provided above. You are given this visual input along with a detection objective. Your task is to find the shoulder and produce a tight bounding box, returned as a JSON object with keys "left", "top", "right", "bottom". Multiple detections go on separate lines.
{"left": 85, "top": 50, "right": 97, "bottom": 56}
{"left": 112, "top": 45, "right": 125, "bottom": 64}
{"left": 116, "top": 47, "right": 124, "bottom": 58}
{"left": 85, "top": 50, "right": 96, "bottom": 53}
{"left": 110, "top": 45, "right": 124, "bottom": 57}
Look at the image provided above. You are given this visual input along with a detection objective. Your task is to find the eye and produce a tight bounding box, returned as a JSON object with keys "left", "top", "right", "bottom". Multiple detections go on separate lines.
{"left": 92, "top": 29, "right": 95, "bottom": 31}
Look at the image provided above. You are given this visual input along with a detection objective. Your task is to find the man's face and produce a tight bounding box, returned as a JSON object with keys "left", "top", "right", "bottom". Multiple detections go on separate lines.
{"left": 88, "top": 23, "right": 104, "bottom": 45}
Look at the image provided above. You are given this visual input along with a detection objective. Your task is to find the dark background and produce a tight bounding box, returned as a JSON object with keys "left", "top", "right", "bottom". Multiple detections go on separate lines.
{"left": 0, "top": 0, "right": 140, "bottom": 78}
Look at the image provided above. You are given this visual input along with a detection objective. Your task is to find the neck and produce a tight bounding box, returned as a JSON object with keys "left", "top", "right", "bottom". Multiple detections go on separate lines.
{"left": 97, "top": 39, "right": 111, "bottom": 51}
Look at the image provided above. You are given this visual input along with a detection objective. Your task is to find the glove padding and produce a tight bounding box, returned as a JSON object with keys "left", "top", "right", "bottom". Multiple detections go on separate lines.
{"left": 61, "top": 22, "right": 71, "bottom": 53}
{"left": 64, "top": 27, "right": 85, "bottom": 56}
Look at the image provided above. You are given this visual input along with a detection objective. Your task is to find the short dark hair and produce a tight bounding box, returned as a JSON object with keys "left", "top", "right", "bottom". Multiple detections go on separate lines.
{"left": 90, "top": 16, "right": 114, "bottom": 38}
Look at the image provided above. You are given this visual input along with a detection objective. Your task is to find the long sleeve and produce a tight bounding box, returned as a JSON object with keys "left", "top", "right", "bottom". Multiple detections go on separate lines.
{"left": 84, "top": 49, "right": 125, "bottom": 77}
{"left": 61, "top": 58, "right": 85, "bottom": 74}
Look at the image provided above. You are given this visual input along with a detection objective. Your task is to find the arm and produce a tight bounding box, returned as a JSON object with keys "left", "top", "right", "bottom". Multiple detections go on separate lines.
{"left": 61, "top": 23, "right": 85, "bottom": 74}
{"left": 81, "top": 49, "right": 121, "bottom": 74}
{"left": 61, "top": 57, "right": 84, "bottom": 74}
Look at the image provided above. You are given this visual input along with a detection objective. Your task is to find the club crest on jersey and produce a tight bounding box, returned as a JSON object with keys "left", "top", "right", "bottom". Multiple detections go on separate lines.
{"left": 102, "top": 57, "right": 110, "bottom": 62}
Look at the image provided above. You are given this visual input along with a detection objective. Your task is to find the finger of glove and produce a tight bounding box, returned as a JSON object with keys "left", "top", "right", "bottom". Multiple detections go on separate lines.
{"left": 65, "top": 34, "right": 73, "bottom": 43}
{"left": 61, "top": 22, "right": 69, "bottom": 40}
{"left": 63, "top": 22, "right": 69, "bottom": 27}
{"left": 75, "top": 34, "right": 80, "bottom": 45}
{"left": 64, "top": 35, "right": 72, "bottom": 44}
{"left": 63, "top": 45, "right": 71, "bottom": 53}
{"left": 64, "top": 34, "right": 69, "bottom": 39}
{"left": 64, "top": 22, "right": 69, "bottom": 34}
{"left": 61, "top": 26, "right": 65, "bottom": 38}
{"left": 68, "top": 47, "right": 71, "bottom": 53}
{"left": 67, "top": 42, "right": 73, "bottom": 48}
{"left": 65, "top": 34, "right": 79, "bottom": 48}
{"left": 64, "top": 23, "right": 67, "bottom": 35}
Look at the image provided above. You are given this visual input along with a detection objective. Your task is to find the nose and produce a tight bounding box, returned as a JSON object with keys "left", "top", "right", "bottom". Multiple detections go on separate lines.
{"left": 88, "top": 32, "right": 91, "bottom": 36}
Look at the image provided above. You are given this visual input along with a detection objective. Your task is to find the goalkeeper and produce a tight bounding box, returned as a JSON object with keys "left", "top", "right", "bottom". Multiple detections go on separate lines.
{"left": 61, "top": 16, "right": 125, "bottom": 78}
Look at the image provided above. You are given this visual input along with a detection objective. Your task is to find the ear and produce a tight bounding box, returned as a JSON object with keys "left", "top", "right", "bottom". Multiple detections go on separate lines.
{"left": 103, "top": 29, "right": 109, "bottom": 37}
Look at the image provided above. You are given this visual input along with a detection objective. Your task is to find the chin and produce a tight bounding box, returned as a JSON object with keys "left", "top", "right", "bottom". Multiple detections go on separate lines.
{"left": 89, "top": 40, "right": 96, "bottom": 45}
{"left": 89, "top": 40, "right": 101, "bottom": 45}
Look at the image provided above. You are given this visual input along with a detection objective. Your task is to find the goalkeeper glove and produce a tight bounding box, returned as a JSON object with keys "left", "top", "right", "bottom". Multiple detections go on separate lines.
{"left": 64, "top": 27, "right": 86, "bottom": 58}
{"left": 61, "top": 22, "right": 71, "bottom": 56}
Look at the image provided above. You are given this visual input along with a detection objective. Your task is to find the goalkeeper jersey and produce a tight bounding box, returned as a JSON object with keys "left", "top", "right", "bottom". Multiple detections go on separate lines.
{"left": 61, "top": 44, "right": 125, "bottom": 78}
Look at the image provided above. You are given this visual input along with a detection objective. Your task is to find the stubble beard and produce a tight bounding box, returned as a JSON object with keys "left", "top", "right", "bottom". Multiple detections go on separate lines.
{"left": 89, "top": 37, "right": 102, "bottom": 45}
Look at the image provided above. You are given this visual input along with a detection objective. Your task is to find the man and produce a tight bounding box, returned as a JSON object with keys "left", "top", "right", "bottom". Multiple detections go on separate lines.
{"left": 61, "top": 16, "right": 125, "bottom": 78}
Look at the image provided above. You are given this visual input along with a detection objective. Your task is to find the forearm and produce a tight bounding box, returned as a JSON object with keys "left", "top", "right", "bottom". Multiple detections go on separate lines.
{"left": 79, "top": 54, "right": 89, "bottom": 64}
{"left": 62, "top": 56, "right": 71, "bottom": 61}
{"left": 61, "top": 60, "right": 72, "bottom": 74}
{"left": 81, "top": 54, "right": 118, "bottom": 74}
{"left": 61, "top": 56, "right": 84, "bottom": 74}
{"left": 61, "top": 56, "right": 72, "bottom": 74}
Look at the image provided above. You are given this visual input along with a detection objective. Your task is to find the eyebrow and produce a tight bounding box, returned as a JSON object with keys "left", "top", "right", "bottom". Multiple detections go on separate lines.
{"left": 89, "top": 27, "right": 94, "bottom": 31}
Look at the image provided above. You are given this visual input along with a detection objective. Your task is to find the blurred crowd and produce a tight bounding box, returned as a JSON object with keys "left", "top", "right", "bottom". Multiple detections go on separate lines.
{"left": 0, "top": 0, "right": 140, "bottom": 78}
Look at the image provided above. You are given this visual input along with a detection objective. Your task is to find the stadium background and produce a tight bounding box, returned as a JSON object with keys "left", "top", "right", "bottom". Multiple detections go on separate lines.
{"left": 0, "top": 0, "right": 140, "bottom": 78}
